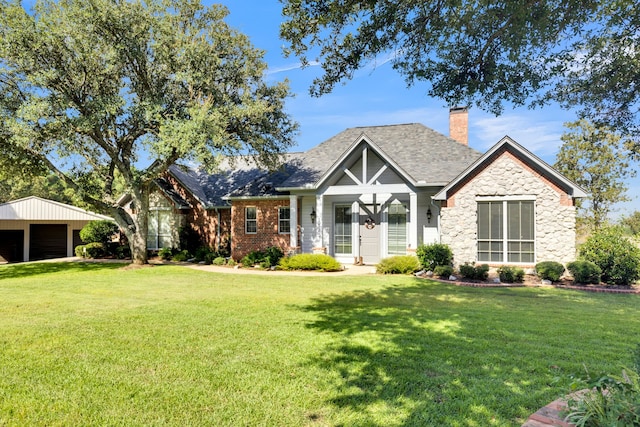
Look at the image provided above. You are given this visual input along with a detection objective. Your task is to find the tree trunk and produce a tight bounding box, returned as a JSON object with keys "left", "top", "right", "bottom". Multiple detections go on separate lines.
{"left": 112, "top": 188, "right": 150, "bottom": 265}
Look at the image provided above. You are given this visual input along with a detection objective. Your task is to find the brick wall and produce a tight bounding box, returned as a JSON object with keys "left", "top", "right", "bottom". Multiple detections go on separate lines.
{"left": 164, "top": 174, "right": 230, "bottom": 252}
{"left": 231, "top": 199, "right": 292, "bottom": 261}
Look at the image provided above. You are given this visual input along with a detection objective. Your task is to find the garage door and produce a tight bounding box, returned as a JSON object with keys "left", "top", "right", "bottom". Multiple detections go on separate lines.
{"left": 30, "top": 224, "right": 67, "bottom": 261}
{"left": 0, "top": 230, "right": 24, "bottom": 263}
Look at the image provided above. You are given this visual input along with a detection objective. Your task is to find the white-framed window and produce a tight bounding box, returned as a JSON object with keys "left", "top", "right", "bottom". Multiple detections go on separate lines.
{"left": 387, "top": 202, "right": 407, "bottom": 255}
{"left": 334, "top": 205, "right": 352, "bottom": 254}
{"left": 278, "top": 207, "right": 291, "bottom": 234}
{"left": 245, "top": 207, "right": 257, "bottom": 234}
{"left": 147, "top": 209, "right": 172, "bottom": 250}
{"left": 477, "top": 199, "right": 535, "bottom": 263}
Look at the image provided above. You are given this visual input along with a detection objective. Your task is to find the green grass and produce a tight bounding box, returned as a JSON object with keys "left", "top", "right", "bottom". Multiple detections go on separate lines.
{"left": 0, "top": 262, "right": 639, "bottom": 426}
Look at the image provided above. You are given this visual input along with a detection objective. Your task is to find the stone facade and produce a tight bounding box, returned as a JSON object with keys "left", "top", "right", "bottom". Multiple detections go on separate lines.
{"left": 230, "top": 199, "right": 294, "bottom": 261}
{"left": 440, "top": 150, "right": 577, "bottom": 267}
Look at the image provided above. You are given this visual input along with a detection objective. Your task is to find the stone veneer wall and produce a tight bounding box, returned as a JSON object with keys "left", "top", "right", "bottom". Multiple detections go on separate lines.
{"left": 440, "top": 151, "right": 577, "bottom": 266}
{"left": 230, "top": 199, "right": 293, "bottom": 261}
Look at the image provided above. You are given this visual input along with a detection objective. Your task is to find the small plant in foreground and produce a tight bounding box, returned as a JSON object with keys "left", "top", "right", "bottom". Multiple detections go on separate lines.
{"left": 376, "top": 255, "right": 420, "bottom": 274}
{"left": 565, "top": 344, "right": 640, "bottom": 426}
{"left": 536, "top": 261, "right": 565, "bottom": 282}
{"left": 434, "top": 265, "right": 454, "bottom": 278}
{"left": 459, "top": 262, "right": 489, "bottom": 281}
{"left": 278, "top": 254, "right": 342, "bottom": 271}
{"left": 416, "top": 243, "right": 453, "bottom": 271}
{"left": 497, "top": 266, "right": 524, "bottom": 283}
{"left": 567, "top": 260, "right": 602, "bottom": 285}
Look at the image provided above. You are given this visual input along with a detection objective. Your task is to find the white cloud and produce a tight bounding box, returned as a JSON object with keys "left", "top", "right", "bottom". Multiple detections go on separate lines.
{"left": 472, "top": 113, "right": 567, "bottom": 160}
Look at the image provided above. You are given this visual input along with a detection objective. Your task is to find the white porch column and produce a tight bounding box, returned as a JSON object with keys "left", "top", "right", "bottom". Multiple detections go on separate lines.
{"left": 409, "top": 192, "right": 418, "bottom": 250}
{"left": 313, "top": 194, "right": 325, "bottom": 253}
{"left": 289, "top": 195, "right": 298, "bottom": 251}
{"left": 352, "top": 201, "right": 360, "bottom": 260}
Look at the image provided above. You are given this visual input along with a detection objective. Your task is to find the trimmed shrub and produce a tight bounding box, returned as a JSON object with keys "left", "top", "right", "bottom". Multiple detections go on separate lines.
{"left": 79, "top": 220, "right": 118, "bottom": 245}
{"left": 497, "top": 265, "right": 524, "bottom": 283}
{"left": 416, "top": 243, "right": 453, "bottom": 271}
{"left": 567, "top": 260, "right": 602, "bottom": 285}
{"left": 278, "top": 254, "right": 342, "bottom": 272}
{"left": 115, "top": 245, "right": 131, "bottom": 259}
{"left": 459, "top": 262, "right": 489, "bottom": 281}
{"left": 376, "top": 255, "right": 420, "bottom": 274}
{"left": 211, "top": 256, "right": 226, "bottom": 266}
{"left": 74, "top": 245, "right": 85, "bottom": 257}
{"left": 264, "top": 246, "right": 285, "bottom": 266}
{"left": 434, "top": 265, "right": 454, "bottom": 278}
{"left": 535, "top": 261, "right": 565, "bottom": 282}
{"left": 83, "top": 242, "right": 106, "bottom": 259}
{"left": 579, "top": 227, "right": 640, "bottom": 287}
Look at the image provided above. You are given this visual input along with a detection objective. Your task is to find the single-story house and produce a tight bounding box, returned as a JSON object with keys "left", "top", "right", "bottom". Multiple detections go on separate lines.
{"left": 0, "top": 196, "right": 113, "bottom": 263}
{"left": 130, "top": 108, "right": 587, "bottom": 266}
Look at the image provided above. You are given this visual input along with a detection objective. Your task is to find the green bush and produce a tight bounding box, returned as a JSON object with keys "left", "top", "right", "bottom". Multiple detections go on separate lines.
{"left": 79, "top": 220, "right": 118, "bottom": 245}
{"left": 376, "top": 255, "right": 420, "bottom": 274}
{"left": 241, "top": 246, "right": 285, "bottom": 268}
{"left": 74, "top": 245, "right": 85, "bottom": 257}
{"left": 115, "top": 245, "right": 131, "bottom": 259}
{"left": 416, "top": 243, "right": 453, "bottom": 271}
{"left": 82, "top": 242, "right": 106, "bottom": 259}
{"left": 158, "top": 247, "right": 174, "bottom": 260}
{"left": 211, "top": 256, "right": 226, "bottom": 266}
{"left": 434, "top": 265, "right": 454, "bottom": 278}
{"left": 459, "top": 262, "right": 490, "bottom": 281}
{"left": 497, "top": 265, "right": 524, "bottom": 283}
{"left": 278, "top": 254, "right": 342, "bottom": 272}
{"left": 194, "top": 246, "right": 214, "bottom": 262}
{"left": 579, "top": 227, "right": 640, "bottom": 287}
{"left": 567, "top": 260, "right": 602, "bottom": 285}
{"left": 172, "top": 250, "right": 191, "bottom": 262}
{"left": 535, "top": 261, "right": 565, "bottom": 282}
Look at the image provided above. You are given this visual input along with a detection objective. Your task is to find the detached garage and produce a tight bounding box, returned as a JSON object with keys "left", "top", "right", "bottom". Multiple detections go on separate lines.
{"left": 0, "top": 197, "right": 113, "bottom": 263}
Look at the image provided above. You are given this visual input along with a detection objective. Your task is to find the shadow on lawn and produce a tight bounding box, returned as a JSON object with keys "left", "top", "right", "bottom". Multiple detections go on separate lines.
{"left": 0, "top": 261, "right": 124, "bottom": 280}
{"left": 300, "top": 279, "right": 566, "bottom": 426}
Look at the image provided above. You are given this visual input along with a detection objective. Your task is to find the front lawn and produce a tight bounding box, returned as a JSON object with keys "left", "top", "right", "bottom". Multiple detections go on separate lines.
{"left": 0, "top": 262, "right": 638, "bottom": 426}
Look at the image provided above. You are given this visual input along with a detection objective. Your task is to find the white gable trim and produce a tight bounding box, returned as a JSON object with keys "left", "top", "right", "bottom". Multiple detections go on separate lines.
{"left": 433, "top": 136, "right": 588, "bottom": 200}
{"left": 314, "top": 134, "right": 417, "bottom": 189}
{"left": 0, "top": 196, "right": 113, "bottom": 221}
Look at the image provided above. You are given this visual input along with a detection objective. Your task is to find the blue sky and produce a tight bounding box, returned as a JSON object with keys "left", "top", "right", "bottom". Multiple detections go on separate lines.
{"left": 219, "top": 0, "right": 640, "bottom": 219}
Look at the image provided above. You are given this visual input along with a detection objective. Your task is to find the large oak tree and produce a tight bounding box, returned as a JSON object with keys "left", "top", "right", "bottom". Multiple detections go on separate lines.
{"left": 280, "top": 0, "right": 640, "bottom": 147}
{"left": 0, "top": 0, "right": 297, "bottom": 264}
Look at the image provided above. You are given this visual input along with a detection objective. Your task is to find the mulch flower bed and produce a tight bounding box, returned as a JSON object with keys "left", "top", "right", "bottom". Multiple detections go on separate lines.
{"left": 418, "top": 273, "right": 640, "bottom": 294}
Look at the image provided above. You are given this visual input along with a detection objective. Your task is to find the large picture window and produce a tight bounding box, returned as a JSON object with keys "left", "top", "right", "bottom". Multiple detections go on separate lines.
{"left": 334, "top": 206, "right": 352, "bottom": 254}
{"left": 147, "top": 209, "right": 172, "bottom": 250}
{"left": 245, "top": 207, "right": 257, "bottom": 234}
{"left": 278, "top": 207, "right": 290, "bottom": 234}
{"left": 477, "top": 200, "right": 534, "bottom": 263}
{"left": 387, "top": 203, "right": 407, "bottom": 255}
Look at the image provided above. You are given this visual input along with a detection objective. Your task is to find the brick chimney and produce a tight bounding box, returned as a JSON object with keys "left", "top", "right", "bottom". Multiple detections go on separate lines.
{"left": 449, "top": 107, "right": 468, "bottom": 145}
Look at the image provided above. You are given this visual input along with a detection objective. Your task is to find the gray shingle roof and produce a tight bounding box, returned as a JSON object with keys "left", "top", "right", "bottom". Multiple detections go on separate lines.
{"left": 168, "top": 153, "right": 306, "bottom": 206}
{"left": 170, "top": 123, "right": 483, "bottom": 203}
{"left": 280, "top": 123, "right": 483, "bottom": 188}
